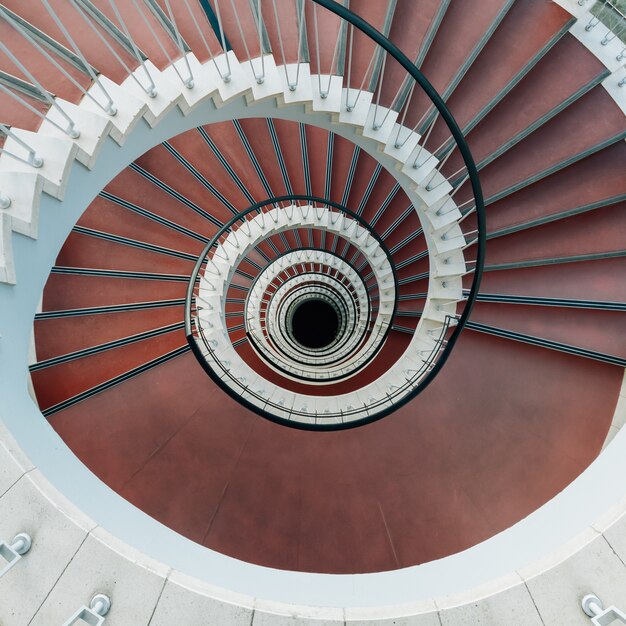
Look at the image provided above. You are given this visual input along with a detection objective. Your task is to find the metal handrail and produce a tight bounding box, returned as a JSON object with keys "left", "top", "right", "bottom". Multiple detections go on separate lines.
{"left": 184, "top": 0, "right": 485, "bottom": 429}
{"left": 191, "top": 311, "right": 453, "bottom": 427}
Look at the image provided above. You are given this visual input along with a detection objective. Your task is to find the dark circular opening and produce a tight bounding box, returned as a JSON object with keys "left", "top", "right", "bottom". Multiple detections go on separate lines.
{"left": 291, "top": 299, "right": 339, "bottom": 349}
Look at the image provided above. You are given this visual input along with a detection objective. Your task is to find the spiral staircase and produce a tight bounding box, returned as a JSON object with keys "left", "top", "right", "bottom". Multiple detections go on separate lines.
{"left": 0, "top": 0, "right": 625, "bottom": 624}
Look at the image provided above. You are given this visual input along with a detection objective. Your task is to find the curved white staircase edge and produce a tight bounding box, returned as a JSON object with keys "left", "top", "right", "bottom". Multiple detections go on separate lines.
{"left": 0, "top": 10, "right": 625, "bottom": 623}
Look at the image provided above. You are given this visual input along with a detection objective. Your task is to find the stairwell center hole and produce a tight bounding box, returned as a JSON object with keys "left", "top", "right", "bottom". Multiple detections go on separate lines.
{"left": 291, "top": 299, "right": 339, "bottom": 350}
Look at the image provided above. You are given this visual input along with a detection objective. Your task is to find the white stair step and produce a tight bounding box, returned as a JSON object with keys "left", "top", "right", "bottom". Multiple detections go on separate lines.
{"left": 401, "top": 150, "right": 439, "bottom": 186}
{"left": 337, "top": 89, "right": 374, "bottom": 127}
{"left": 431, "top": 254, "right": 466, "bottom": 278}
{"left": 81, "top": 76, "right": 147, "bottom": 146}
{"left": 277, "top": 63, "right": 313, "bottom": 106}
{"left": 0, "top": 172, "right": 43, "bottom": 238}
{"left": 360, "top": 105, "right": 398, "bottom": 145}
{"left": 0, "top": 129, "right": 77, "bottom": 199}
{"left": 383, "top": 124, "right": 421, "bottom": 164}
{"left": 207, "top": 51, "right": 251, "bottom": 106}
{"left": 432, "top": 221, "right": 466, "bottom": 254}
{"left": 308, "top": 74, "right": 343, "bottom": 114}
{"left": 412, "top": 175, "right": 453, "bottom": 206}
{"left": 422, "top": 299, "right": 458, "bottom": 324}
{"left": 162, "top": 52, "right": 219, "bottom": 114}
{"left": 40, "top": 99, "right": 113, "bottom": 170}
{"left": 121, "top": 59, "right": 182, "bottom": 127}
{"left": 423, "top": 196, "right": 462, "bottom": 231}
{"left": 243, "top": 55, "right": 283, "bottom": 103}
{"left": 429, "top": 276, "right": 463, "bottom": 301}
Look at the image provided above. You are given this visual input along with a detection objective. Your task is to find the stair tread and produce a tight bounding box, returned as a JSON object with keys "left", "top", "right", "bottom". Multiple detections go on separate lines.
{"left": 442, "top": 34, "right": 608, "bottom": 172}
{"left": 34, "top": 304, "right": 184, "bottom": 361}
{"left": 457, "top": 85, "right": 626, "bottom": 204}
{"left": 470, "top": 257, "right": 626, "bottom": 303}
{"left": 89, "top": 0, "right": 181, "bottom": 71}
{"left": 0, "top": 17, "right": 89, "bottom": 107}
{"left": 31, "top": 324, "right": 186, "bottom": 411}
{"left": 471, "top": 301, "right": 626, "bottom": 360}
{"left": 486, "top": 141, "right": 626, "bottom": 235}
{"left": 427, "top": 0, "right": 574, "bottom": 150}
{"left": 3, "top": 0, "right": 140, "bottom": 85}
{"left": 484, "top": 201, "right": 626, "bottom": 267}
{"left": 153, "top": 0, "right": 223, "bottom": 64}
{"left": 404, "top": 0, "right": 513, "bottom": 129}
{"left": 42, "top": 272, "right": 187, "bottom": 311}
{"left": 55, "top": 230, "right": 196, "bottom": 275}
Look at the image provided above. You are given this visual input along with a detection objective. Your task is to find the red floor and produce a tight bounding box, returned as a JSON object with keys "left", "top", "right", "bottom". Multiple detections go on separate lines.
{"left": 39, "top": 330, "right": 621, "bottom": 574}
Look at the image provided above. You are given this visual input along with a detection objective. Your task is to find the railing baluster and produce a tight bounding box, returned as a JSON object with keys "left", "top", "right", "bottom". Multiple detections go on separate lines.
{"left": 39, "top": 0, "right": 117, "bottom": 116}
{"left": 0, "top": 123, "right": 44, "bottom": 167}
{"left": 162, "top": 0, "right": 194, "bottom": 87}
{"left": 108, "top": 0, "right": 157, "bottom": 97}
{"left": 211, "top": 0, "right": 233, "bottom": 81}
{"left": 0, "top": 32, "right": 80, "bottom": 137}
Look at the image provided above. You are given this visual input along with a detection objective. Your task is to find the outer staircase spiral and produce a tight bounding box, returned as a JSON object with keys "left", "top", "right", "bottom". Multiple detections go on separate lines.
{"left": 0, "top": 0, "right": 625, "bottom": 623}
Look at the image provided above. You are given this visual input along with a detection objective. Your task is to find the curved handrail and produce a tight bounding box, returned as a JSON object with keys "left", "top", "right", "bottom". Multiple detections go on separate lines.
{"left": 185, "top": 0, "right": 485, "bottom": 429}
{"left": 311, "top": 0, "right": 486, "bottom": 408}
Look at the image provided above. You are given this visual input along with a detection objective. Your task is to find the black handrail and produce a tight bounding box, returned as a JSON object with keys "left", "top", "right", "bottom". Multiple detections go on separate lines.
{"left": 311, "top": 0, "right": 486, "bottom": 364}
{"left": 185, "top": 0, "right": 485, "bottom": 430}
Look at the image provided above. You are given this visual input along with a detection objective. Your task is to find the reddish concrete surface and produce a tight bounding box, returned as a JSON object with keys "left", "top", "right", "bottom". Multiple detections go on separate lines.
{"left": 90, "top": 0, "right": 180, "bottom": 71}
{"left": 41, "top": 273, "right": 186, "bottom": 311}
{"left": 198, "top": 121, "right": 270, "bottom": 201}
{"left": 344, "top": 0, "right": 389, "bottom": 92}
{"left": 0, "top": 91, "right": 49, "bottom": 134}
{"left": 485, "top": 201, "right": 626, "bottom": 267}
{"left": 0, "top": 20, "right": 89, "bottom": 105}
{"left": 55, "top": 231, "right": 196, "bottom": 275}
{"left": 304, "top": 1, "right": 343, "bottom": 75}
{"left": 441, "top": 34, "right": 607, "bottom": 175}
{"left": 167, "top": 128, "right": 255, "bottom": 212}
{"left": 460, "top": 86, "right": 626, "bottom": 203}
{"left": 237, "top": 118, "right": 290, "bottom": 197}
{"left": 485, "top": 142, "right": 626, "bottom": 235}
{"left": 328, "top": 138, "right": 357, "bottom": 206}
{"left": 381, "top": 216, "right": 426, "bottom": 258}
{"left": 77, "top": 196, "right": 207, "bottom": 256}
{"left": 34, "top": 304, "right": 184, "bottom": 361}
{"left": 272, "top": 118, "right": 308, "bottom": 193}
{"left": 103, "top": 168, "right": 220, "bottom": 242}
{"left": 42, "top": 332, "right": 621, "bottom": 573}
{"left": 427, "top": 0, "right": 572, "bottom": 151}
{"left": 212, "top": 0, "right": 263, "bottom": 65}
{"left": 4, "top": 0, "right": 139, "bottom": 85}
{"left": 379, "top": 0, "right": 444, "bottom": 108}
{"left": 473, "top": 258, "right": 626, "bottom": 303}
{"left": 304, "top": 125, "right": 331, "bottom": 199}
{"left": 403, "top": 0, "right": 512, "bottom": 130}
{"left": 31, "top": 326, "right": 186, "bottom": 411}
{"left": 263, "top": 0, "right": 301, "bottom": 65}
{"left": 154, "top": 0, "right": 223, "bottom": 64}
{"left": 471, "top": 302, "right": 626, "bottom": 359}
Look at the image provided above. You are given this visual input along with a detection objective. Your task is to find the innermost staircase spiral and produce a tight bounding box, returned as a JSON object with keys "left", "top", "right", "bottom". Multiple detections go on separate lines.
{"left": 291, "top": 299, "right": 340, "bottom": 349}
